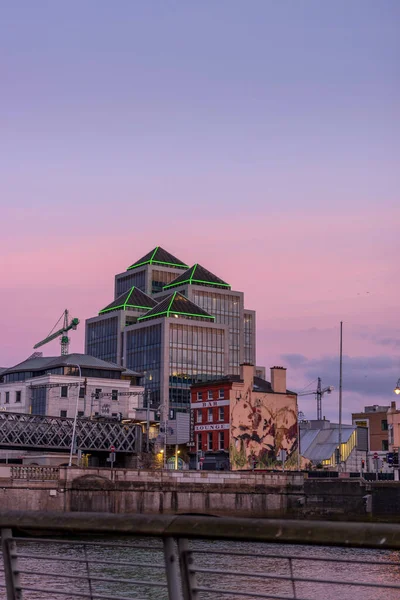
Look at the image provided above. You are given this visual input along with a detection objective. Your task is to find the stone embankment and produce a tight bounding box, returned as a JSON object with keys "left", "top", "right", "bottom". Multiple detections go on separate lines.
{"left": 0, "top": 466, "right": 397, "bottom": 520}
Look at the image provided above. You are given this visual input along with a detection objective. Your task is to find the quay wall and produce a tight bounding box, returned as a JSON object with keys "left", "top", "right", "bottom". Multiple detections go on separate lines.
{"left": 0, "top": 466, "right": 397, "bottom": 520}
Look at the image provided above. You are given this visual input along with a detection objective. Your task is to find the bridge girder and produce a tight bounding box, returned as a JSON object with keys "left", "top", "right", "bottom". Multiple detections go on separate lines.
{"left": 0, "top": 412, "right": 142, "bottom": 453}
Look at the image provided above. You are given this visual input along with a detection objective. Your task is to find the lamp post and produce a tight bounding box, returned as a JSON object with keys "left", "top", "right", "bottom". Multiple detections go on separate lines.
{"left": 146, "top": 389, "right": 151, "bottom": 452}
{"left": 68, "top": 363, "right": 82, "bottom": 467}
{"left": 394, "top": 379, "right": 400, "bottom": 395}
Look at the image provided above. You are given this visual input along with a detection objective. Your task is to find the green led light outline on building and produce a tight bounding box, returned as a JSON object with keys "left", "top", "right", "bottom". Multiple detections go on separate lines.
{"left": 163, "top": 278, "right": 231, "bottom": 289}
{"left": 99, "top": 304, "right": 152, "bottom": 315}
{"left": 99, "top": 286, "right": 154, "bottom": 315}
{"left": 127, "top": 247, "right": 189, "bottom": 271}
{"left": 137, "top": 311, "right": 215, "bottom": 322}
{"left": 163, "top": 264, "right": 231, "bottom": 290}
{"left": 166, "top": 291, "right": 177, "bottom": 316}
{"left": 137, "top": 291, "right": 215, "bottom": 321}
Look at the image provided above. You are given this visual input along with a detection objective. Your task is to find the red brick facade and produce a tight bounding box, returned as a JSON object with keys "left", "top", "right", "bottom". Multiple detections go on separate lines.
{"left": 191, "top": 382, "right": 231, "bottom": 453}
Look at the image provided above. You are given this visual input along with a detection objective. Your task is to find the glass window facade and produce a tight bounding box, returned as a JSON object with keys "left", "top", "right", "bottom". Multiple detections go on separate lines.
{"left": 169, "top": 323, "right": 225, "bottom": 409}
{"left": 86, "top": 317, "right": 119, "bottom": 363}
{"left": 192, "top": 290, "right": 241, "bottom": 373}
{"left": 116, "top": 270, "right": 146, "bottom": 296}
{"left": 126, "top": 324, "right": 162, "bottom": 407}
{"left": 244, "top": 312, "right": 254, "bottom": 365}
{"left": 151, "top": 270, "right": 180, "bottom": 294}
{"left": 31, "top": 387, "right": 46, "bottom": 415}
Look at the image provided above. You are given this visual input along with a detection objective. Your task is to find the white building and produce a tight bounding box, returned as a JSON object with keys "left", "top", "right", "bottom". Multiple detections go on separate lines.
{"left": 0, "top": 353, "right": 151, "bottom": 423}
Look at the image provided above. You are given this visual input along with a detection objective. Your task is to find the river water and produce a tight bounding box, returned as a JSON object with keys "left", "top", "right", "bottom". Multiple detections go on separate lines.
{"left": 1, "top": 536, "right": 400, "bottom": 600}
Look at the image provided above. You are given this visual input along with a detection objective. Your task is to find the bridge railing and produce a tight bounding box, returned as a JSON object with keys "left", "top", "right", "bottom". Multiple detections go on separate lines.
{"left": 1, "top": 511, "right": 400, "bottom": 599}
{"left": 10, "top": 466, "right": 60, "bottom": 481}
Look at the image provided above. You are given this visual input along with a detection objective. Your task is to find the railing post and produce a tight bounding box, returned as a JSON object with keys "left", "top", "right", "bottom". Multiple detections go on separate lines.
{"left": 177, "top": 538, "right": 198, "bottom": 600}
{"left": 1, "top": 528, "right": 22, "bottom": 600}
{"left": 163, "top": 537, "right": 183, "bottom": 600}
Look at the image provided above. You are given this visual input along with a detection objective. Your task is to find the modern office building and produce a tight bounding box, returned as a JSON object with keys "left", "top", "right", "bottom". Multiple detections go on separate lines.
{"left": 85, "top": 246, "right": 260, "bottom": 415}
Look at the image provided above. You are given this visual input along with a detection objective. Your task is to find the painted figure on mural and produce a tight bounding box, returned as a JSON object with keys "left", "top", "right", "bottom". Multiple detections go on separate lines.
{"left": 230, "top": 385, "right": 297, "bottom": 470}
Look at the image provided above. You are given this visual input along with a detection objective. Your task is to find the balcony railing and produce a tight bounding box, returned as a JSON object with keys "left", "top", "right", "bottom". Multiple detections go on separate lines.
{"left": 1, "top": 511, "right": 400, "bottom": 599}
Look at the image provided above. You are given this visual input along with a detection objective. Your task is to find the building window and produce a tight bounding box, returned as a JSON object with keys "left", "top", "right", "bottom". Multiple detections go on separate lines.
{"left": 197, "top": 434, "right": 202, "bottom": 451}
{"left": 389, "top": 424, "right": 394, "bottom": 445}
{"left": 60, "top": 410, "right": 67, "bottom": 418}
{"left": 79, "top": 387, "right": 85, "bottom": 398}
{"left": 218, "top": 389, "right": 225, "bottom": 399}
{"left": 15, "top": 391, "right": 21, "bottom": 403}
{"left": 208, "top": 408, "right": 213, "bottom": 422}
{"left": 219, "top": 431, "right": 225, "bottom": 450}
{"left": 78, "top": 411, "right": 84, "bottom": 417}
{"left": 196, "top": 410, "right": 202, "bottom": 423}
{"left": 112, "top": 390, "right": 118, "bottom": 401}
{"left": 382, "top": 440, "right": 389, "bottom": 451}
{"left": 5, "top": 392, "right": 9, "bottom": 404}
{"left": 61, "top": 386, "right": 68, "bottom": 398}
{"left": 207, "top": 432, "right": 213, "bottom": 450}
{"left": 381, "top": 420, "right": 388, "bottom": 431}
{"left": 218, "top": 407, "right": 224, "bottom": 421}
{"left": 207, "top": 390, "right": 213, "bottom": 400}
{"left": 95, "top": 388, "right": 102, "bottom": 400}
{"left": 197, "top": 392, "right": 203, "bottom": 401}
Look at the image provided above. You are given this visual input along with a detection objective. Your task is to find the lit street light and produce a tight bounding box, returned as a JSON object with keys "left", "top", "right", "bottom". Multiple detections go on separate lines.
{"left": 394, "top": 378, "right": 400, "bottom": 395}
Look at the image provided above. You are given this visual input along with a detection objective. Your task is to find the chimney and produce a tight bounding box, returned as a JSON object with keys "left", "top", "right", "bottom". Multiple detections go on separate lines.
{"left": 240, "top": 363, "right": 254, "bottom": 389}
{"left": 270, "top": 366, "right": 287, "bottom": 394}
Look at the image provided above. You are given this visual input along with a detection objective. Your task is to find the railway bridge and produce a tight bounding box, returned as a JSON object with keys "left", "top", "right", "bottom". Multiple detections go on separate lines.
{"left": 0, "top": 411, "right": 142, "bottom": 453}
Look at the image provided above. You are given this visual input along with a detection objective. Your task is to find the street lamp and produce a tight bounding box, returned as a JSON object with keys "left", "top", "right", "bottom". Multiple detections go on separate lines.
{"left": 394, "top": 379, "right": 400, "bottom": 395}
{"left": 67, "top": 363, "right": 82, "bottom": 467}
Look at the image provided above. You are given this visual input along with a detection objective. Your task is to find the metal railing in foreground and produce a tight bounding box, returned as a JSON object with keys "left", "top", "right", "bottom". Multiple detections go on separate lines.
{"left": 0, "top": 511, "right": 400, "bottom": 600}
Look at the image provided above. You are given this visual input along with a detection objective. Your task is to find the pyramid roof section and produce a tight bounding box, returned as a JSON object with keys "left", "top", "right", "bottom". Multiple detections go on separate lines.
{"left": 99, "top": 287, "right": 157, "bottom": 315}
{"left": 163, "top": 263, "right": 231, "bottom": 290}
{"left": 137, "top": 291, "right": 215, "bottom": 322}
{"left": 127, "top": 246, "right": 189, "bottom": 271}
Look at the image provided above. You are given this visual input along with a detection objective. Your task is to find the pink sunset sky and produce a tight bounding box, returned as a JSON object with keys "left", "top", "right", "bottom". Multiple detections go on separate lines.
{"left": 1, "top": 2, "right": 399, "bottom": 423}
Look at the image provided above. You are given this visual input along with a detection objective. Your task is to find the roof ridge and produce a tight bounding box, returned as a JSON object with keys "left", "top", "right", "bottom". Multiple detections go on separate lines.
{"left": 166, "top": 291, "right": 177, "bottom": 317}
{"left": 190, "top": 264, "right": 198, "bottom": 283}
{"left": 123, "top": 286, "right": 135, "bottom": 309}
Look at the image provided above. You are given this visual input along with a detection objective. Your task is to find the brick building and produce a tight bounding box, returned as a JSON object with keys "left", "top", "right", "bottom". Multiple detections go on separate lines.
{"left": 190, "top": 364, "right": 298, "bottom": 471}
{"left": 352, "top": 404, "right": 390, "bottom": 452}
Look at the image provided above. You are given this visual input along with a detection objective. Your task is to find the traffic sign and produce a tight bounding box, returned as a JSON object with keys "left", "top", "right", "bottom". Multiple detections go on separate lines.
{"left": 373, "top": 452, "right": 379, "bottom": 459}
{"left": 110, "top": 445, "right": 115, "bottom": 452}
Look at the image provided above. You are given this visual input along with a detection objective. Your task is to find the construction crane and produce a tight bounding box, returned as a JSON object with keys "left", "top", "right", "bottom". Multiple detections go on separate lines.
{"left": 297, "top": 377, "right": 334, "bottom": 421}
{"left": 34, "top": 310, "right": 80, "bottom": 356}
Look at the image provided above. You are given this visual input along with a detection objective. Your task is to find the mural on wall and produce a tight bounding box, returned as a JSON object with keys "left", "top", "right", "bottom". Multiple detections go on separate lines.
{"left": 230, "top": 384, "right": 298, "bottom": 470}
